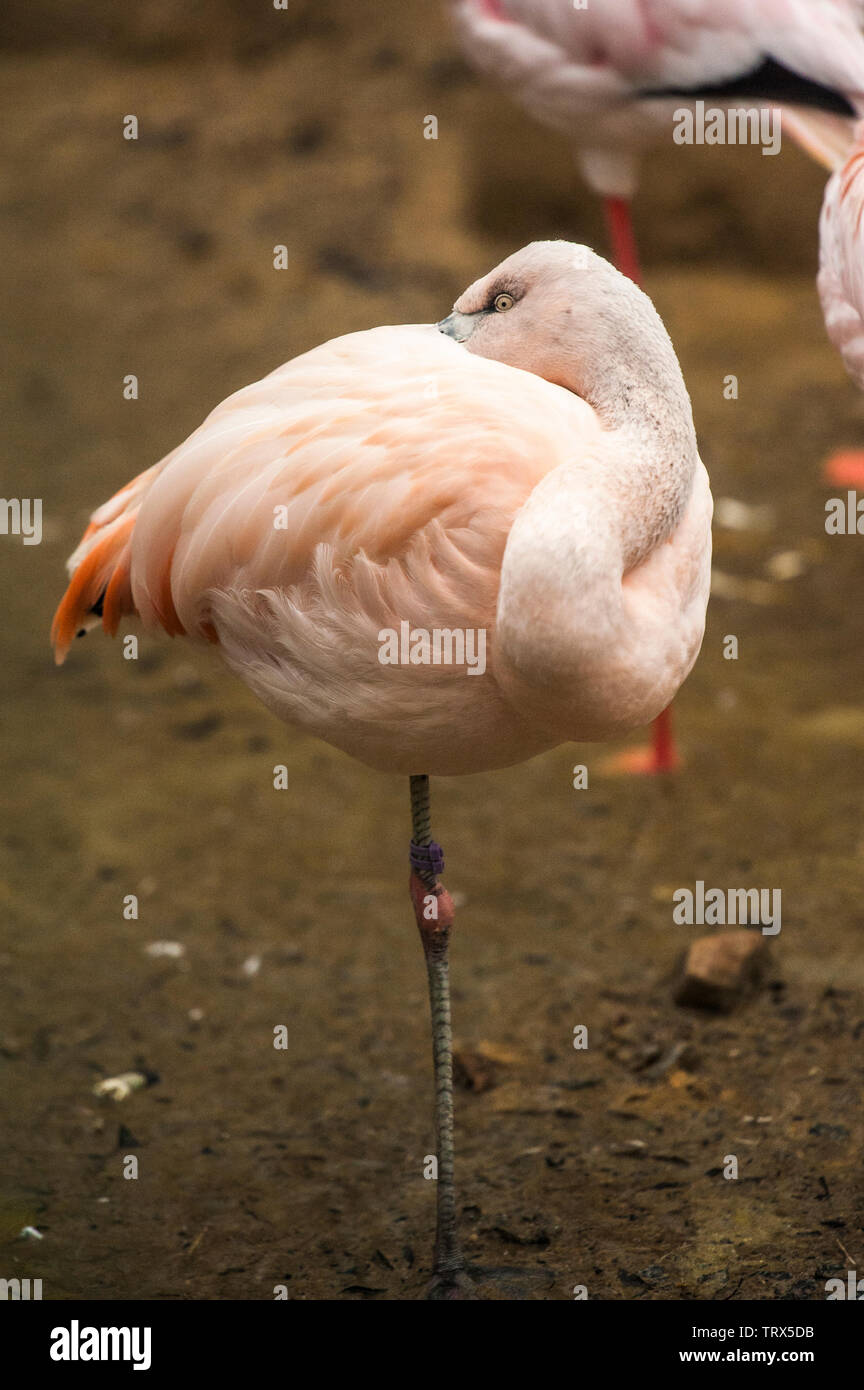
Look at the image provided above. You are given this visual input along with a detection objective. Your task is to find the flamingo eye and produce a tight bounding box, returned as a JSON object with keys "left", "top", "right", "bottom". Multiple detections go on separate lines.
{"left": 493, "top": 292, "right": 515, "bottom": 312}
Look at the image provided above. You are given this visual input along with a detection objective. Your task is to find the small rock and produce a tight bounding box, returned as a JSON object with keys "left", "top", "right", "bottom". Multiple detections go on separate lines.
{"left": 453, "top": 1039, "right": 523, "bottom": 1093}
{"left": 764, "top": 549, "right": 807, "bottom": 581}
{"left": 453, "top": 1049, "right": 498, "bottom": 1094}
{"left": 144, "top": 941, "right": 185, "bottom": 959}
{"left": 809, "top": 1122, "right": 850, "bottom": 1141}
{"left": 93, "top": 1071, "right": 149, "bottom": 1102}
{"left": 714, "top": 497, "right": 775, "bottom": 532}
{"left": 674, "top": 931, "right": 769, "bottom": 1012}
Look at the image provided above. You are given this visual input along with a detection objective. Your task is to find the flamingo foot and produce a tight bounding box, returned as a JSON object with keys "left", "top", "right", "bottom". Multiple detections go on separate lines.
{"left": 427, "top": 1263, "right": 556, "bottom": 1300}
{"left": 822, "top": 449, "right": 864, "bottom": 487}
{"left": 598, "top": 707, "right": 679, "bottom": 776}
{"left": 598, "top": 743, "right": 679, "bottom": 776}
{"left": 425, "top": 1269, "right": 478, "bottom": 1301}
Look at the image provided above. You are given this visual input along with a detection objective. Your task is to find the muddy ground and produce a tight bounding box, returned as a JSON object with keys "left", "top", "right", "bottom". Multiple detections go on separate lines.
{"left": 2, "top": 2, "right": 864, "bottom": 1301}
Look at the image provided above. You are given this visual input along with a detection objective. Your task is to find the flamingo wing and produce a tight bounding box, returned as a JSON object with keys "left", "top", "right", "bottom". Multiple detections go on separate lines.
{"left": 52, "top": 324, "right": 598, "bottom": 663}
{"left": 52, "top": 323, "right": 607, "bottom": 773}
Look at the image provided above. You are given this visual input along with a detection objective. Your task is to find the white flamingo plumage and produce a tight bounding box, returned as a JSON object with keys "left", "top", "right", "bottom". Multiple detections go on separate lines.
{"left": 52, "top": 241, "right": 712, "bottom": 1298}
{"left": 818, "top": 122, "right": 864, "bottom": 485}
{"left": 820, "top": 120, "right": 864, "bottom": 390}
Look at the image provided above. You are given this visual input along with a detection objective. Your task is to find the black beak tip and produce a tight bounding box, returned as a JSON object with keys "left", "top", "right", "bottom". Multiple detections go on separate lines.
{"left": 437, "top": 312, "right": 472, "bottom": 343}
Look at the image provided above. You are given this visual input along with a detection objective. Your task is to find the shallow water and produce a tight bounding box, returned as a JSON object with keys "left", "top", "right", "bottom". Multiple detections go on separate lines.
{"left": 2, "top": 2, "right": 864, "bottom": 1300}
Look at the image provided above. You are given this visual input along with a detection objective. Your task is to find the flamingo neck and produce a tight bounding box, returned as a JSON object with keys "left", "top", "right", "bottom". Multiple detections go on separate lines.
{"left": 494, "top": 447, "right": 705, "bottom": 742}
{"left": 562, "top": 276, "right": 699, "bottom": 571}
{"left": 493, "top": 277, "right": 703, "bottom": 740}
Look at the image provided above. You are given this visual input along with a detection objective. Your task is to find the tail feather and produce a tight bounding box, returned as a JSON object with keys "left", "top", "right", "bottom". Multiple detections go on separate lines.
{"left": 782, "top": 109, "right": 857, "bottom": 171}
{"left": 51, "top": 460, "right": 175, "bottom": 665}
{"left": 50, "top": 515, "right": 137, "bottom": 664}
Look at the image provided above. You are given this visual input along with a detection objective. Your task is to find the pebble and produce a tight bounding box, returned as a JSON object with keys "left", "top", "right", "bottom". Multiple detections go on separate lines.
{"left": 93, "top": 1072, "right": 148, "bottom": 1102}
{"left": 675, "top": 931, "right": 769, "bottom": 1012}
{"left": 144, "top": 941, "right": 185, "bottom": 959}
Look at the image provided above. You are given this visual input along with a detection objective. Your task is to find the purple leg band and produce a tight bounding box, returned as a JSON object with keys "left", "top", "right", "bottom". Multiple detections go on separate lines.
{"left": 409, "top": 840, "right": 445, "bottom": 878}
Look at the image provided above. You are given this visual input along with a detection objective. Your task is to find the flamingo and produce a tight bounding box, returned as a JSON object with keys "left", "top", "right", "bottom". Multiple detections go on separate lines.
{"left": 819, "top": 121, "right": 864, "bottom": 486}
{"left": 52, "top": 240, "right": 712, "bottom": 1299}
{"left": 453, "top": 0, "right": 864, "bottom": 769}
{"left": 820, "top": 121, "right": 864, "bottom": 386}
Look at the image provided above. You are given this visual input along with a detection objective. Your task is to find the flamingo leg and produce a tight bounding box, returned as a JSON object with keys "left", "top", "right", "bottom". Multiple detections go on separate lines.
{"left": 602, "top": 195, "right": 643, "bottom": 288}
{"left": 408, "top": 774, "right": 475, "bottom": 1300}
{"left": 602, "top": 197, "right": 680, "bottom": 776}
{"left": 650, "top": 704, "right": 678, "bottom": 773}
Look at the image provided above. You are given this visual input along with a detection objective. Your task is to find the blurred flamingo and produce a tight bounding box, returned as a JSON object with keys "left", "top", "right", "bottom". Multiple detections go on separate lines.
{"left": 454, "top": 0, "right": 864, "bottom": 768}
{"left": 52, "top": 240, "right": 712, "bottom": 1299}
{"left": 819, "top": 121, "right": 864, "bottom": 485}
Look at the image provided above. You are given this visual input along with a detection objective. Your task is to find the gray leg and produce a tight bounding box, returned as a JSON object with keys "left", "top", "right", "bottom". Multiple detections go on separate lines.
{"left": 409, "top": 774, "right": 475, "bottom": 1299}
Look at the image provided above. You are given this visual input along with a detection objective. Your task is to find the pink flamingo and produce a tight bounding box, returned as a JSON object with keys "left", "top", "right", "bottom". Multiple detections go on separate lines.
{"left": 52, "top": 240, "right": 712, "bottom": 1299}
{"left": 819, "top": 121, "right": 864, "bottom": 484}
{"left": 454, "top": 0, "right": 864, "bottom": 769}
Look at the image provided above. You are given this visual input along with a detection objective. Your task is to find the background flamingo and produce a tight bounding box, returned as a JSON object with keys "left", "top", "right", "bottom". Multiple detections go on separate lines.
{"left": 52, "top": 240, "right": 712, "bottom": 1299}
{"left": 819, "top": 121, "right": 864, "bottom": 485}
{"left": 454, "top": 0, "right": 864, "bottom": 770}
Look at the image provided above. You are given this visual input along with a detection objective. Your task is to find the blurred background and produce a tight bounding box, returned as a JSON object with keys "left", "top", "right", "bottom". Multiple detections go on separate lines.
{"left": 2, "top": 1, "right": 864, "bottom": 1301}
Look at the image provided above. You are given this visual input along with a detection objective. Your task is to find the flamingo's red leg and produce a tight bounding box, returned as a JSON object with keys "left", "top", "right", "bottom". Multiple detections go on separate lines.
{"left": 603, "top": 195, "right": 643, "bottom": 288}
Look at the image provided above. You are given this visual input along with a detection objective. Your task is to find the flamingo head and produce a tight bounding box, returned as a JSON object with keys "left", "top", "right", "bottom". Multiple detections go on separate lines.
{"left": 439, "top": 241, "right": 621, "bottom": 388}
{"left": 438, "top": 238, "right": 681, "bottom": 424}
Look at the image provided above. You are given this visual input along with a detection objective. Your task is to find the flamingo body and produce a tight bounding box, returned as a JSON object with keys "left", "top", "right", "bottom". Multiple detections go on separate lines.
{"left": 53, "top": 243, "right": 711, "bottom": 777}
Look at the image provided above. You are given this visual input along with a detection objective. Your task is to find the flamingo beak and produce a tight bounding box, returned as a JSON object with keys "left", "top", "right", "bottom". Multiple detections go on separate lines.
{"left": 437, "top": 310, "right": 483, "bottom": 343}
